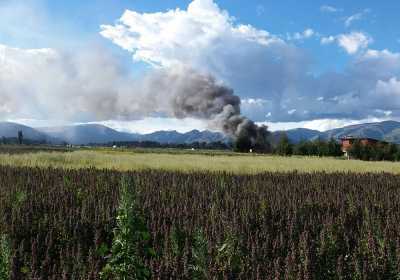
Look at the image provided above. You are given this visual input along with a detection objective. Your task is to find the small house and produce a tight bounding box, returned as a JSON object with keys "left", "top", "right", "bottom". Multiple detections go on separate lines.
{"left": 340, "top": 136, "right": 387, "bottom": 157}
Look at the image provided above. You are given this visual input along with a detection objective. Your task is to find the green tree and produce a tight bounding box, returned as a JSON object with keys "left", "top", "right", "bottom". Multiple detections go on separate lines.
{"left": 373, "top": 144, "right": 385, "bottom": 161}
{"left": 327, "top": 138, "right": 342, "bottom": 157}
{"left": 276, "top": 133, "right": 293, "bottom": 156}
{"left": 348, "top": 140, "right": 362, "bottom": 159}
{"left": 294, "top": 140, "right": 309, "bottom": 156}
{"left": 17, "top": 131, "right": 23, "bottom": 145}
{"left": 360, "top": 144, "right": 373, "bottom": 161}
{"left": 394, "top": 149, "right": 400, "bottom": 161}
{"left": 383, "top": 143, "right": 398, "bottom": 161}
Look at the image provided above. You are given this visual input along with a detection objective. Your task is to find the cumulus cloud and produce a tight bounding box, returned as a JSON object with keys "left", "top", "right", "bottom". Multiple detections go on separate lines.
{"left": 100, "top": 0, "right": 284, "bottom": 68}
{"left": 321, "top": 32, "right": 372, "bottom": 55}
{"left": 337, "top": 32, "right": 372, "bottom": 54}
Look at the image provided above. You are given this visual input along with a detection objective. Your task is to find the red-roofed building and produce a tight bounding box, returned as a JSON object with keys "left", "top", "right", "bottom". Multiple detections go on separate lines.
{"left": 340, "top": 136, "right": 387, "bottom": 157}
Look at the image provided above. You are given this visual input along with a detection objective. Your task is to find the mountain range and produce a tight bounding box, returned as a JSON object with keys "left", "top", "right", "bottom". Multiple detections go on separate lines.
{"left": 1, "top": 120, "right": 400, "bottom": 145}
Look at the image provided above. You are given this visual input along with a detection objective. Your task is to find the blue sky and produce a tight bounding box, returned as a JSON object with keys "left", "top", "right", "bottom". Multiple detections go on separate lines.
{"left": 2, "top": 0, "right": 400, "bottom": 132}
{"left": 5, "top": 0, "right": 400, "bottom": 70}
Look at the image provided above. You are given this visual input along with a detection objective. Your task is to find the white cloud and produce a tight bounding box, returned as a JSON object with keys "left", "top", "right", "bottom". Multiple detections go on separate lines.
{"left": 363, "top": 49, "right": 400, "bottom": 60}
{"left": 351, "top": 49, "right": 400, "bottom": 80}
{"left": 320, "top": 5, "right": 341, "bottom": 13}
{"left": 375, "top": 77, "right": 400, "bottom": 104}
{"left": 100, "top": 0, "right": 284, "bottom": 68}
{"left": 344, "top": 9, "right": 370, "bottom": 27}
{"left": 242, "top": 98, "right": 267, "bottom": 106}
{"left": 337, "top": 32, "right": 372, "bottom": 54}
{"left": 287, "top": 28, "right": 315, "bottom": 41}
{"left": 261, "top": 117, "right": 395, "bottom": 132}
{"left": 322, "top": 32, "right": 372, "bottom": 54}
{"left": 320, "top": 36, "right": 335, "bottom": 45}
{"left": 374, "top": 109, "right": 393, "bottom": 117}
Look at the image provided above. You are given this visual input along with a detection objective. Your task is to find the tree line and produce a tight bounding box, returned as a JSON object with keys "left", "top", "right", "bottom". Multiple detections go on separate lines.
{"left": 98, "top": 140, "right": 231, "bottom": 150}
{"left": 271, "top": 133, "right": 400, "bottom": 161}
{"left": 347, "top": 140, "right": 400, "bottom": 161}
{"left": 272, "top": 134, "right": 343, "bottom": 157}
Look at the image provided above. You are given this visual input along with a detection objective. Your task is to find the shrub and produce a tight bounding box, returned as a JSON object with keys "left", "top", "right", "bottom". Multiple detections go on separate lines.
{"left": 0, "top": 235, "right": 10, "bottom": 280}
{"left": 101, "top": 176, "right": 154, "bottom": 280}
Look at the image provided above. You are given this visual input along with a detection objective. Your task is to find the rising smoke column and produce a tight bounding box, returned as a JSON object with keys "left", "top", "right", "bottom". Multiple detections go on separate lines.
{"left": 82, "top": 64, "right": 270, "bottom": 149}
{"left": 145, "top": 66, "right": 270, "bottom": 150}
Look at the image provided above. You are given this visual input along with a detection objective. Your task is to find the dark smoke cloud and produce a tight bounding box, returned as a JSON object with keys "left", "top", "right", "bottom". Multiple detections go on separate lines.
{"left": 142, "top": 66, "right": 269, "bottom": 144}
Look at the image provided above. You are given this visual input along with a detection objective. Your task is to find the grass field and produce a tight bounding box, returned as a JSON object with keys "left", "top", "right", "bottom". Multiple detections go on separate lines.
{"left": 1, "top": 148, "right": 400, "bottom": 173}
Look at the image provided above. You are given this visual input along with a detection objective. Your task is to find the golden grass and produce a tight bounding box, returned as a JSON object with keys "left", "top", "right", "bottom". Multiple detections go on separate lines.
{"left": 1, "top": 149, "right": 400, "bottom": 174}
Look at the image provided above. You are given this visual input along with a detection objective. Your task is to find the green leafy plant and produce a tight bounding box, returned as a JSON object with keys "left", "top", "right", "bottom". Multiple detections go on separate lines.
{"left": 216, "top": 232, "right": 243, "bottom": 277}
{"left": 190, "top": 229, "right": 209, "bottom": 280}
{"left": 170, "top": 226, "right": 186, "bottom": 258}
{"left": 101, "top": 176, "right": 154, "bottom": 280}
{"left": 0, "top": 234, "right": 11, "bottom": 280}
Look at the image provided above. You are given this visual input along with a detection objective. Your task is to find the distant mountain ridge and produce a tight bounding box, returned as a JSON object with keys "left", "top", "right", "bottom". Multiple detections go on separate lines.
{"left": 0, "top": 122, "right": 57, "bottom": 143}
{"left": 272, "top": 121, "right": 400, "bottom": 144}
{"left": 38, "top": 124, "right": 227, "bottom": 145}
{"left": 136, "top": 129, "right": 227, "bottom": 144}
{"left": 1, "top": 120, "right": 400, "bottom": 145}
{"left": 39, "top": 124, "right": 138, "bottom": 145}
{"left": 271, "top": 128, "right": 321, "bottom": 144}
{"left": 318, "top": 121, "right": 400, "bottom": 142}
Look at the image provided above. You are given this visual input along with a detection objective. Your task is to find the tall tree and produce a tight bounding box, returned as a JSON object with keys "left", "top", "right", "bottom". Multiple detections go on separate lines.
{"left": 276, "top": 133, "right": 293, "bottom": 156}
{"left": 17, "top": 131, "right": 23, "bottom": 145}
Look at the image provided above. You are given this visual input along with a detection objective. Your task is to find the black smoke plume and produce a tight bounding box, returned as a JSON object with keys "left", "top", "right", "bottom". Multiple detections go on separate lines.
{"left": 150, "top": 67, "right": 271, "bottom": 152}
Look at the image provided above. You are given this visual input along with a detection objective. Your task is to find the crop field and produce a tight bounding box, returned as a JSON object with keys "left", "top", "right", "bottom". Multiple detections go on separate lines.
{"left": 1, "top": 166, "right": 400, "bottom": 279}
{"left": 1, "top": 148, "right": 400, "bottom": 174}
{"left": 1, "top": 148, "right": 400, "bottom": 279}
